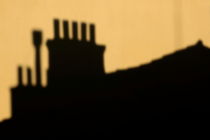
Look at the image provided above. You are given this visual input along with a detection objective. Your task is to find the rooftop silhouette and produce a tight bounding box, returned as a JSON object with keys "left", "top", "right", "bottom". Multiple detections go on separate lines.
{"left": 1, "top": 19, "right": 210, "bottom": 138}
{"left": 11, "top": 19, "right": 106, "bottom": 119}
{"left": 110, "top": 40, "right": 210, "bottom": 88}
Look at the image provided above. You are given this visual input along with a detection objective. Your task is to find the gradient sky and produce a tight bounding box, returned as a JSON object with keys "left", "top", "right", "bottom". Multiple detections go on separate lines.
{"left": 1, "top": 0, "right": 210, "bottom": 121}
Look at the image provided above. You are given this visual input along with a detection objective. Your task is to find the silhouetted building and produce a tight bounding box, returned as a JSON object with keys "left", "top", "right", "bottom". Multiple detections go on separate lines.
{"left": 4, "top": 19, "right": 210, "bottom": 138}
{"left": 11, "top": 19, "right": 106, "bottom": 118}
{"left": 7, "top": 16, "right": 210, "bottom": 135}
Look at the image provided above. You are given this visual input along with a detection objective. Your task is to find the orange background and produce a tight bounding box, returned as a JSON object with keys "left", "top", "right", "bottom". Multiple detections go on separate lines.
{"left": 1, "top": 0, "right": 210, "bottom": 121}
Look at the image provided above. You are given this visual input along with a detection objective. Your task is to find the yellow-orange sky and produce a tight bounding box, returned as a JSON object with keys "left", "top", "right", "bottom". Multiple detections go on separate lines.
{"left": 1, "top": 0, "right": 210, "bottom": 121}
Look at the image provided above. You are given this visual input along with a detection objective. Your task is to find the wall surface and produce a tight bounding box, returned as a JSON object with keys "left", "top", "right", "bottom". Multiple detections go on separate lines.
{"left": 1, "top": 0, "right": 210, "bottom": 121}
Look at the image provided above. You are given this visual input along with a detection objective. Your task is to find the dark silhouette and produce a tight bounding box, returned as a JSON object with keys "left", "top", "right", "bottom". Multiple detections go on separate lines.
{"left": 47, "top": 20, "right": 105, "bottom": 87}
{"left": 33, "top": 31, "right": 42, "bottom": 87}
{"left": 1, "top": 19, "right": 210, "bottom": 138}
{"left": 11, "top": 19, "right": 106, "bottom": 119}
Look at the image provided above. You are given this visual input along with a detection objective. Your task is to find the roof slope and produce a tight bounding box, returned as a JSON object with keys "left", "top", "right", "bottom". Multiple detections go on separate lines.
{"left": 109, "top": 41, "right": 210, "bottom": 88}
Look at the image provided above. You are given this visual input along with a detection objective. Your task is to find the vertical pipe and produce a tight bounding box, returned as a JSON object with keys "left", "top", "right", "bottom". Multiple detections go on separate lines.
{"left": 27, "top": 68, "right": 32, "bottom": 86}
{"left": 54, "top": 19, "right": 60, "bottom": 39}
{"left": 90, "top": 24, "right": 95, "bottom": 43}
{"left": 36, "top": 45, "right": 41, "bottom": 86}
{"left": 81, "top": 23, "right": 87, "bottom": 41}
{"left": 33, "top": 31, "right": 42, "bottom": 86}
{"left": 72, "top": 22, "right": 78, "bottom": 40}
{"left": 63, "top": 20, "right": 69, "bottom": 39}
{"left": 18, "top": 66, "right": 23, "bottom": 86}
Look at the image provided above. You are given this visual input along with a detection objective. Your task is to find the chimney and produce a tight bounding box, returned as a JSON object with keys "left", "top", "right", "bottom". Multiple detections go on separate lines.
{"left": 27, "top": 68, "right": 32, "bottom": 86}
{"left": 54, "top": 19, "right": 60, "bottom": 39}
{"left": 18, "top": 66, "right": 23, "bottom": 86}
{"left": 90, "top": 24, "right": 95, "bottom": 43}
{"left": 63, "top": 20, "right": 69, "bottom": 39}
{"left": 81, "top": 23, "right": 87, "bottom": 41}
{"left": 72, "top": 22, "right": 78, "bottom": 40}
{"left": 32, "top": 30, "right": 42, "bottom": 87}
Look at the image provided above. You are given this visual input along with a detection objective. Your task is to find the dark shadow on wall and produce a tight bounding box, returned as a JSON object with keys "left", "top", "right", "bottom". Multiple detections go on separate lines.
{"left": 1, "top": 19, "right": 210, "bottom": 138}
{"left": 47, "top": 20, "right": 105, "bottom": 87}
{"left": 11, "top": 19, "right": 106, "bottom": 119}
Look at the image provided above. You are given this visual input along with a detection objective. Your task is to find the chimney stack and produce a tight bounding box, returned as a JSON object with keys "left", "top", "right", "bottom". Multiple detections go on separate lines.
{"left": 27, "top": 68, "right": 32, "bottom": 86}
{"left": 33, "top": 30, "right": 42, "bottom": 87}
{"left": 54, "top": 19, "right": 60, "bottom": 39}
{"left": 90, "top": 24, "right": 95, "bottom": 43}
{"left": 81, "top": 23, "right": 87, "bottom": 41}
{"left": 63, "top": 20, "right": 69, "bottom": 39}
{"left": 18, "top": 66, "right": 23, "bottom": 86}
{"left": 72, "top": 22, "right": 78, "bottom": 40}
